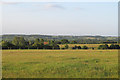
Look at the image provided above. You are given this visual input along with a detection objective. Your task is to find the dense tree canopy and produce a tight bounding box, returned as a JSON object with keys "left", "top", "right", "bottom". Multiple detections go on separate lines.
{"left": 1, "top": 36, "right": 120, "bottom": 50}
{"left": 12, "top": 37, "right": 27, "bottom": 49}
{"left": 61, "top": 39, "right": 69, "bottom": 44}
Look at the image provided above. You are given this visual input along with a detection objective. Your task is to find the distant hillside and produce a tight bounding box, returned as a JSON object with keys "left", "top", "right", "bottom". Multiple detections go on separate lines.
{"left": 2, "top": 34, "right": 118, "bottom": 42}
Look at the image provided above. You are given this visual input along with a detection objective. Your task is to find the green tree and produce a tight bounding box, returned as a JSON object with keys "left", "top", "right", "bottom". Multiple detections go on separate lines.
{"left": 109, "top": 44, "right": 120, "bottom": 49}
{"left": 72, "top": 45, "right": 78, "bottom": 49}
{"left": 27, "top": 41, "right": 34, "bottom": 49}
{"left": 40, "top": 38, "right": 44, "bottom": 43}
{"left": 71, "top": 40, "right": 77, "bottom": 44}
{"left": 44, "top": 44, "right": 52, "bottom": 49}
{"left": 32, "top": 43, "right": 40, "bottom": 49}
{"left": 78, "top": 46, "right": 81, "bottom": 49}
{"left": 52, "top": 44, "right": 60, "bottom": 49}
{"left": 12, "top": 37, "right": 27, "bottom": 49}
{"left": 65, "top": 44, "right": 69, "bottom": 49}
{"left": 35, "top": 38, "right": 40, "bottom": 43}
{"left": 82, "top": 46, "right": 88, "bottom": 49}
{"left": 33, "top": 38, "right": 44, "bottom": 49}
{"left": 2, "top": 40, "right": 14, "bottom": 49}
{"left": 61, "top": 39, "right": 69, "bottom": 44}
{"left": 98, "top": 44, "right": 109, "bottom": 49}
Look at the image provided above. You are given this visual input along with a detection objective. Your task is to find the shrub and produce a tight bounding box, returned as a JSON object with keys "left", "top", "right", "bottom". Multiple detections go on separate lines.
{"left": 61, "top": 48, "right": 65, "bottom": 50}
{"left": 72, "top": 47, "right": 76, "bottom": 49}
{"left": 53, "top": 44, "right": 60, "bottom": 49}
{"left": 78, "top": 46, "right": 81, "bottom": 49}
{"left": 98, "top": 44, "right": 109, "bottom": 49}
{"left": 92, "top": 47, "right": 94, "bottom": 50}
{"left": 72, "top": 45, "right": 81, "bottom": 49}
{"left": 44, "top": 44, "right": 52, "bottom": 49}
{"left": 109, "top": 44, "right": 120, "bottom": 49}
{"left": 65, "top": 44, "right": 69, "bottom": 49}
{"left": 82, "top": 46, "right": 88, "bottom": 49}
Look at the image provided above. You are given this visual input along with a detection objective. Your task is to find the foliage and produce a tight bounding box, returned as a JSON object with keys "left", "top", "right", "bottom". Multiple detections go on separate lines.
{"left": 77, "top": 46, "right": 81, "bottom": 49}
{"left": 61, "top": 39, "right": 69, "bottom": 44}
{"left": 65, "top": 44, "right": 69, "bottom": 49}
{"left": 98, "top": 44, "right": 109, "bottom": 49}
{"left": 2, "top": 35, "right": 118, "bottom": 44}
{"left": 109, "top": 44, "right": 120, "bottom": 49}
{"left": 71, "top": 40, "right": 77, "bottom": 44}
{"left": 2, "top": 40, "right": 14, "bottom": 49}
{"left": 98, "top": 44, "right": 120, "bottom": 49}
{"left": 1, "top": 36, "right": 120, "bottom": 50}
{"left": 12, "top": 37, "right": 27, "bottom": 49}
{"left": 72, "top": 45, "right": 82, "bottom": 49}
{"left": 1, "top": 36, "right": 60, "bottom": 50}
{"left": 82, "top": 46, "right": 88, "bottom": 49}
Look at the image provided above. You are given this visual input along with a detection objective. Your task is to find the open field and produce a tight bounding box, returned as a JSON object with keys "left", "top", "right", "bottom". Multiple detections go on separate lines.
{"left": 2, "top": 50, "right": 118, "bottom": 78}
{"left": 59, "top": 44, "right": 113, "bottom": 49}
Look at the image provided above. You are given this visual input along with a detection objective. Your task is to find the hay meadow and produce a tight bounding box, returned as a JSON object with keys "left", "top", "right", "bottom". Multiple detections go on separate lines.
{"left": 2, "top": 48, "right": 118, "bottom": 78}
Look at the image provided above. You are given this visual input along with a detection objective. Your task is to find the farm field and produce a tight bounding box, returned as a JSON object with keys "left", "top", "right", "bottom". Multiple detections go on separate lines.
{"left": 59, "top": 44, "right": 113, "bottom": 49}
{"left": 2, "top": 49, "right": 118, "bottom": 78}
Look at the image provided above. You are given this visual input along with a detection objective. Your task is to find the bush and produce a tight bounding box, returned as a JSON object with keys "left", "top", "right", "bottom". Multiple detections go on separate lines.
{"left": 78, "top": 46, "right": 81, "bottom": 49}
{"left": 72, "top": 47, "right": 76, "bottom": 49}
{"left": 98, "top": 44, "right": 109, "bottom": 49}
{"left": 82, "top": 46, "right": 88, "bottom": 49}
{"left": 44, "top": 44, "right": 52, "bottom": 49}
{"left": 61, "top": 48, "right": 65, "bottom": 50}
{"left": 109, "top": 44, "right": 120, "bottom": 49}
{"left": 72, "top": 45, "right": 81, "bottom": 49}
{"left": 65, "top": 44, "right": 69, "bottom": 49}
{"left": 53, "top": 44, "right": 60, "bottom": 49}
{"left": 74, "top": 45, "right": 78, "bottom": 49}
{"left": 92, "top": 47, "right": 94, "bottom": 50}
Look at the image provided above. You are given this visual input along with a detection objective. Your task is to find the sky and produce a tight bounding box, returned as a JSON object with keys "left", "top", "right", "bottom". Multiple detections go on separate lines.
{"left": 1, "top": 1, "right": 118, "bottom": 36}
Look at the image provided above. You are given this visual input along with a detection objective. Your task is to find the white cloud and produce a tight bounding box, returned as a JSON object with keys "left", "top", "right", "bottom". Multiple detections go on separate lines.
{"left": 44, "top": 4, "right": 64, "bottom": 9}
{"left": 0, "top": 1, "right": 22, "bottom": 5}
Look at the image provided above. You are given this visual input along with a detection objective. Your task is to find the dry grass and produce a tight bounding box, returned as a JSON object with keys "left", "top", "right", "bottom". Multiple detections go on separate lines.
{"left": 2, "top": 49, "right": 118, "bottom": 78}
{"left": 59, "top": 44, "right": 113, "bottom": 49}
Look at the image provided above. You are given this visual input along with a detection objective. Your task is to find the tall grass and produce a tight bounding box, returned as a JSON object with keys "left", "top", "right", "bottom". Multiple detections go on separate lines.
{"left": 2, "top": 50, "right": 118, "bottom": 78}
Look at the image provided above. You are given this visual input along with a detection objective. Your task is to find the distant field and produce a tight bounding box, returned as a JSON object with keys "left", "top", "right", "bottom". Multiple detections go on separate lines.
{"left": 2, "top": 50, "right": 118, "bottom": 78}
{"left": 59, "top": 44, "right": 112, "bottom": 49}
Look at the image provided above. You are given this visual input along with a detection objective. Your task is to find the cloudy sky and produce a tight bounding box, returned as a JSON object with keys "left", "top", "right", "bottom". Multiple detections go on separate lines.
{"left": 2, "top": 1, "right": 118, "bottom": 36}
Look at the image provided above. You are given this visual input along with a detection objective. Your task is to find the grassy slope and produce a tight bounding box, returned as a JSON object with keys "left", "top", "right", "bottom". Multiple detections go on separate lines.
{"left": 2, "top": 50, "right": 118, "bottom": 78}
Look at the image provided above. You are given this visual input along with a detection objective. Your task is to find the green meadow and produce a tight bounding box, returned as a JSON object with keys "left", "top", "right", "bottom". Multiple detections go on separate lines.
{"left": 2, "top": 49, "right": 118, "bottom": 78}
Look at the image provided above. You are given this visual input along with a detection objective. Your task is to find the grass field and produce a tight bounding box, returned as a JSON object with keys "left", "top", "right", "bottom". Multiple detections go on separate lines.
{"left": 59, "top": 44, "right": 112, "bottom": 49}
{"left": 2, "top": 50, "right": 118, "bottom": 78}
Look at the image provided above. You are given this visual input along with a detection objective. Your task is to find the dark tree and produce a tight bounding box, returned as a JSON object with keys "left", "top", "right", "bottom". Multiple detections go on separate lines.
{"left": 44, "top": 44, "right": 52, "bottom": 49}
{"left": 65, "top": 44, "right": 69, "bottom": 49}
{"left": 71, "top": 40, "right": 77, "bottom": 44}
{"left": 35, "top": 38, "right": 40, "bottom": 43}
{"left": 78, "top": 46, "right": 81, "bottom": 49}
{"left": 72, "top": 45, "right": 78, "bottom": 49}
{"left": 2, "top": 41, "right": 14, "bottom": 49}
{"left": 98, "top": 44, "right": 109, "bottom": 49}
{"left": 52, "top": 44, "right": 60, "bottom": 49}
{"left": 40, "top": 38, "right": 44, "bottom": 43}
{"left": 12, "top": 36, "right": 27, "bottom": 49}
{"left": 109, "top": 44, "right": 120, "bottom": 49}
{"left": 82, "top": 46, "right": 88, "bottom": 49}
{"left": 61, "top": 39, "right": 69, "bottom": 44}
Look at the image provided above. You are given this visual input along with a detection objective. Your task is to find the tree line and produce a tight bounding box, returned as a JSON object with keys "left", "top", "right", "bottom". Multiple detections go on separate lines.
{"left": 0, "top": 36, "right": 120, "bottom": 50}
{"left": 1, "top": 37, "right": 61, "bottom": 49}
{"left": 2, "top": 35, "right": 118, "bottom": 44}
{"left": 98, "top": 44, "right": 120, "bottom": 49}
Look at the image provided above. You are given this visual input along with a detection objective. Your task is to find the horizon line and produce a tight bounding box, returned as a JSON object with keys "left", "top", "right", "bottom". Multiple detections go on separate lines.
{"left": 1, "top": 34, "right": 118, "bottom": 37}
